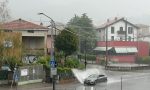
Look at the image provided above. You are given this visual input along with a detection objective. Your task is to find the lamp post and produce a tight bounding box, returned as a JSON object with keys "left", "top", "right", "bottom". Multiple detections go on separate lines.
{"left": 105, "top": 27, "right": 108, "bottom": 69}
{"left": 84, "top": 39, "right": 87, "bottom": 69}
{"left": 38, "top": 13, "right": 56, "bottom": 90}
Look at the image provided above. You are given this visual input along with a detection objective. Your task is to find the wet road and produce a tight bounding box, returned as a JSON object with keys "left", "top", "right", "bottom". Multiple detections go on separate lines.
{"left": 1, "top": 65, "right": 150, "bottom": 90}
{"left": 55, "top": 71, "right": 150, "bottom": 90}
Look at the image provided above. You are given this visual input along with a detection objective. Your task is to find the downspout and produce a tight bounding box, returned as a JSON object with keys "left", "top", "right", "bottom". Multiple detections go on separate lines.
{"left": 125, "top": 20, "right": 127, "bottom": 41}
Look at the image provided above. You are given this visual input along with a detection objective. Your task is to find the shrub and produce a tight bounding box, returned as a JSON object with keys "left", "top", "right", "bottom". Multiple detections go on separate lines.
{"left": 64, "top": 57, "right": 80, "bottom": 68}
{"left": 36, "top": 55, "right": 50, "bottom": 68}
{"left": 135, "top": 56, "right": 150, "bottom": 64}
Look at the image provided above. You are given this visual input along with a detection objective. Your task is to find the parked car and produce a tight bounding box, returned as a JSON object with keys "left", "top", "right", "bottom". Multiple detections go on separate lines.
{"left": 84, "top": 74, "right": 107, "bottom": 85}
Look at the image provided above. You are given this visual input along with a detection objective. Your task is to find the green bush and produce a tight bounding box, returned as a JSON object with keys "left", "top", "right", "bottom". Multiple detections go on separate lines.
{"left": 135, "top": 56, "right": 150, "bottom": 64}
{"left": 57, "top": 67, "right": 74, "bottom": 80}
{"left": 64, "top": 57, "right": 80, "bottom": 68}
{"left": 36, "top": 55, "right": 50, "bottom": 68}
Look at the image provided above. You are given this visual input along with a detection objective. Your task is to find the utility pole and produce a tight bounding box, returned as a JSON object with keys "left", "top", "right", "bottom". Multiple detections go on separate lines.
{"left": 38, "top": 13, "right": 56, "bottom": 90}
{"left": 121, "top": 76, "right": 123, "bottom": 90}
{"left": 84, "top": 39, "right": 87, "bottom": 69}
{"left": 105, "top": 27, "right": 108, "bottom": 69}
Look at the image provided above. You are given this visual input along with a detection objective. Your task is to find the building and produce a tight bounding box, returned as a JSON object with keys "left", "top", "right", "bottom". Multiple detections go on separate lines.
{"left": 47, "top": 22, "right": 65, "bottom": 54}
{"left": 95, "top": 41, "right": 149, "bottom": 63}
{"left": 136, "top": 24, "right": 150, "bottom": 42}
{"left": 1, "top": 18, "right": 49, "bottom": 63}
{"left": 97, "top": 17, "right": 139, "bottom": 41}
{"left": 95, "top": 17, "right": 149, "bottom": 63}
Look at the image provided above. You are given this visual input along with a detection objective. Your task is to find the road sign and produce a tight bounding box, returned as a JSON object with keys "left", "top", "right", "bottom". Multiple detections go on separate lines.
{"left": 50, "top": 60, "right": 56, "bottom": 68}
{"left": 51, "top": 68, "right": 57, "bottom": 76}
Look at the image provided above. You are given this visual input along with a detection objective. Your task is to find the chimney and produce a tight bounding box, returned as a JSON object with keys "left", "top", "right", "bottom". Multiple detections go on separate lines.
{"left": 40, "top": 22, "right": 43, "bottom": 26}
{"left": 107, "top": 19, "right": 109, "bottom": 22}
{"left": 115, "top": 17, "right": 117, "bottom": 20}
{"left": 19, "top": 18, "right": 22, "bottom": 21}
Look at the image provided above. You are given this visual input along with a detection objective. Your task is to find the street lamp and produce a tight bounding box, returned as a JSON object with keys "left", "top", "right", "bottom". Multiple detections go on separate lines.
{"left": 38, "top": 13, "right": 56, "bottom": 90}
{"left": 84, "top": 39, "right": 87, "bottom": 69}
{"left": 38, "top": 13, "right": 55, "bottom": 61}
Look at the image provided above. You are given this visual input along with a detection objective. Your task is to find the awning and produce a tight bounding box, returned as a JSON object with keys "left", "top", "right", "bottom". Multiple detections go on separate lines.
{"left": 114, "top": 47, "right": 138, "bottom": 53}
{"left": 115, "top": 47, "right": 128, "bottom": 53}
{"left": 126, "top": 47, "right": 138, "bottom": 53}
{"left": 94, "top": 47, "right": 112, "bottom": 51}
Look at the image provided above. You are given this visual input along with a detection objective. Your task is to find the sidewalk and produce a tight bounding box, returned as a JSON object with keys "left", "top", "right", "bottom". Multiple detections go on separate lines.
{"left": 0, "top": 81, "right": 79, "bottom": 90}
{"left": 0, "top": 83, "right": 52, "bottom": 90}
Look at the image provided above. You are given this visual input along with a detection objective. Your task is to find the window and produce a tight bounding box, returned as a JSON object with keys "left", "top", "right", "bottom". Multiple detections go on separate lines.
{"left": 120, "top": 37, "right": 123, "bottom": 41}
{"left": 27, "top": 30, "right": 34, "bottom": 33}
{"left": 99, "top": 30, "right": 101, "bottom": 33}
{"left": 120, "top": 27, "right": 123, "bottom": 31}
{"left": 128, "top": 27, "right": 133, "bottom": 34}
{"left": 111, "top": 36, "right": 114, "bottom": 41}
{"left": 4, "top": 30, "right": 12, "bottom": 32}
{"left": 111, "top": 27, "right": 114, "bottom": 34}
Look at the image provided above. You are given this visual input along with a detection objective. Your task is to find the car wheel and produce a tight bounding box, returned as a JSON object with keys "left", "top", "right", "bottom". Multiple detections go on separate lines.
{"left": 93, "top": 81, "right": 96, "bottom": 85}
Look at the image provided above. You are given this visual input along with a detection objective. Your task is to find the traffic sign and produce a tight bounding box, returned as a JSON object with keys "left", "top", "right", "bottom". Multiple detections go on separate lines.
{"left": 50, "top": 60, "right": 56, "bottom": 68}
{"left": 51, "top": 68, "right": 57, "bottom": 75}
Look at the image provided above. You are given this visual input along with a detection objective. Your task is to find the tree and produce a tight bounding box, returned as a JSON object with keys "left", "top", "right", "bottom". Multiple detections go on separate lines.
{"left": 0, "top": 32, "right": 22, "bottom": 69}
{"left": 67, "top": 13, "right": 96, "bottom": 54}
{"left": 54, "top": 28, "right": 79, "bottom": 60}
{"left": 0, "top": 0, "right": 10, "bottom": 23}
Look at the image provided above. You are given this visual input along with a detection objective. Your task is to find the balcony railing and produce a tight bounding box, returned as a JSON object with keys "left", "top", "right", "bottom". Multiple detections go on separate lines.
{"left": 24, "top": 49, "right": 45, "bottom": 55}
{"left": 117, "top": 31, "right": 126, "bottom": 35}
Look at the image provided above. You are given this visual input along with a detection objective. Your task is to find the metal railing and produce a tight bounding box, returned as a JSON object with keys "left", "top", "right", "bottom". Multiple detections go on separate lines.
{"left": 18, "top": 65, "right": 45, "bottom": 82}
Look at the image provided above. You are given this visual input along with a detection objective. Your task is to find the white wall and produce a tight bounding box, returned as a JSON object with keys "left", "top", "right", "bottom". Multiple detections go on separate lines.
{"left": 97, "top": 20, "right": 138, "bottom": 41}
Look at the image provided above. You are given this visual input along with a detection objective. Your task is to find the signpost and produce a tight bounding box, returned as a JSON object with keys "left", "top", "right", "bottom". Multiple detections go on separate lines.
{"left": 50, "top": 60, "right": 57, "bottom": 76}
{"left": 50, "top": 60, "right": 57, "bottom": 90}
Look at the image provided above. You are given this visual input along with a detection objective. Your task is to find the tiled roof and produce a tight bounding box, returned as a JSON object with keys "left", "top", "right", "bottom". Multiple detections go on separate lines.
{"left": 1, "top": 18, "right": 48, "bottom": 30}
{"left": 97, "top": 17, "right": 138, "bottom": 29}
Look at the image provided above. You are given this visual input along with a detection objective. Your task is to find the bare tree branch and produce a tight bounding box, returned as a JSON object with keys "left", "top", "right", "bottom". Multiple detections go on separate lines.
{"left": 0, "top": 0, "right": 10, "bottom": 23}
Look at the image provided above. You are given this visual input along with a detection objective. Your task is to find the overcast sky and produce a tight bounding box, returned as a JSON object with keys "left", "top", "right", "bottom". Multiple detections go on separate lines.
{"left": 8, "top": 0, "right": 150, "bottom": 25}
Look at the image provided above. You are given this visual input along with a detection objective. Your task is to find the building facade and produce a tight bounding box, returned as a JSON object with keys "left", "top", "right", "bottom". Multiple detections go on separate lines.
{"left": 1, "top": 19, "right": 49, "bottom": 63}
{"left": 136, "top": 24, "right": 150, "bottom": 42}
{"left": 97, "top": 17, "right": 139, "bottom": 41}
{"left": 95, "top": 17, "right": 149, "bottom": 63}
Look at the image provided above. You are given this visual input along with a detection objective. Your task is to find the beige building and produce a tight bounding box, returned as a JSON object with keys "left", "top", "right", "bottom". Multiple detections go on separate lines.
{"left": 1, "top": 19, "right": 49, "bottom": 63}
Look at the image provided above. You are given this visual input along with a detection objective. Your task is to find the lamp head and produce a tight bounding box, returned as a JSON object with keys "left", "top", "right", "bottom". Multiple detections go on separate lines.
{"left": 38, "top": 13, "right": 43, "bottom": 15}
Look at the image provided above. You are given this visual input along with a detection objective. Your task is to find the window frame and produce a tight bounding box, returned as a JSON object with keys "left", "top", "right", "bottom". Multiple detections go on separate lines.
{"left": 111, "top": 27, "right": 115, "bottom": 34}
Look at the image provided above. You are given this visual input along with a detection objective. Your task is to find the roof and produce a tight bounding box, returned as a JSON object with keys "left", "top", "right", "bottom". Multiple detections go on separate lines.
{"left": 97, "top": 17, "right": 139, "bottom": 29}
{"left": 1, "top": 18, "right": 48, "bottom": 30}
{"left": 135, "top": 24, "right": 150, "bottom": 28}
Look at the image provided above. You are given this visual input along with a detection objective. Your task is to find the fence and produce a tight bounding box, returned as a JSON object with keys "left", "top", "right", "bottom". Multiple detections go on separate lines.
{"left": 106, "top": 65, "right": 150, "bottom": 71}
{"left": 18, "top": 65, "right": 45, "bottom": 85}
{"left": 0, "top": 70, "right": 8, "bottom": 80}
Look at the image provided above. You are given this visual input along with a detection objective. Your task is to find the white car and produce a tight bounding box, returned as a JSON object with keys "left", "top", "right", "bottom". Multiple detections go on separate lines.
{"left": 84, "top": 74, "right": 107, "bottom": 85}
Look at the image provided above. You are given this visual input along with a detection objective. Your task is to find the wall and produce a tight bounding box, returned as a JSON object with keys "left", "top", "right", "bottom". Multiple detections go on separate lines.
{"left": 109, "top": 55, "right": 135, "bottom": 63}
{"left": 97, "top": 41, "right": 149, "bottom": 57}
{"left": 97, "top": 20, "right": 138, "bottom": 41}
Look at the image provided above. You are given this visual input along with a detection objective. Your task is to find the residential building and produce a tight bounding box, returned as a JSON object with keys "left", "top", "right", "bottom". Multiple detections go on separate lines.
{"left": 95, "top": 17, "right": 149, "bottom": 63}
{"left": 136, "top": 24, "right": 150, "bottom": 42}
{"left": 97, "top": 17, "right": 139, "bottom": 41}
{"left": 95, "top": 41, "right": 149, "bottom": 63}
{"left": 1, "top": 18, "right": 49, "bottom": 63}
{"left": 47, "top": 22, "right": 65, "bottom": 54}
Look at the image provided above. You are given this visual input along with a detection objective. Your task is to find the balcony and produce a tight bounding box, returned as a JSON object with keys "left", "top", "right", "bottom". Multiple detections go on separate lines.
{"left": 117, "top": 31, "right": 126, "bottom": 35}
{"left": 24, "top": 49, "right": 45, "bottom": 55}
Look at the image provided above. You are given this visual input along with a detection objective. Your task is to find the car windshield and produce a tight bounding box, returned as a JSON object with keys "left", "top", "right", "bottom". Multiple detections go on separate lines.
{"left": 88, "top": 74, "right": 98, "bottom": 78}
